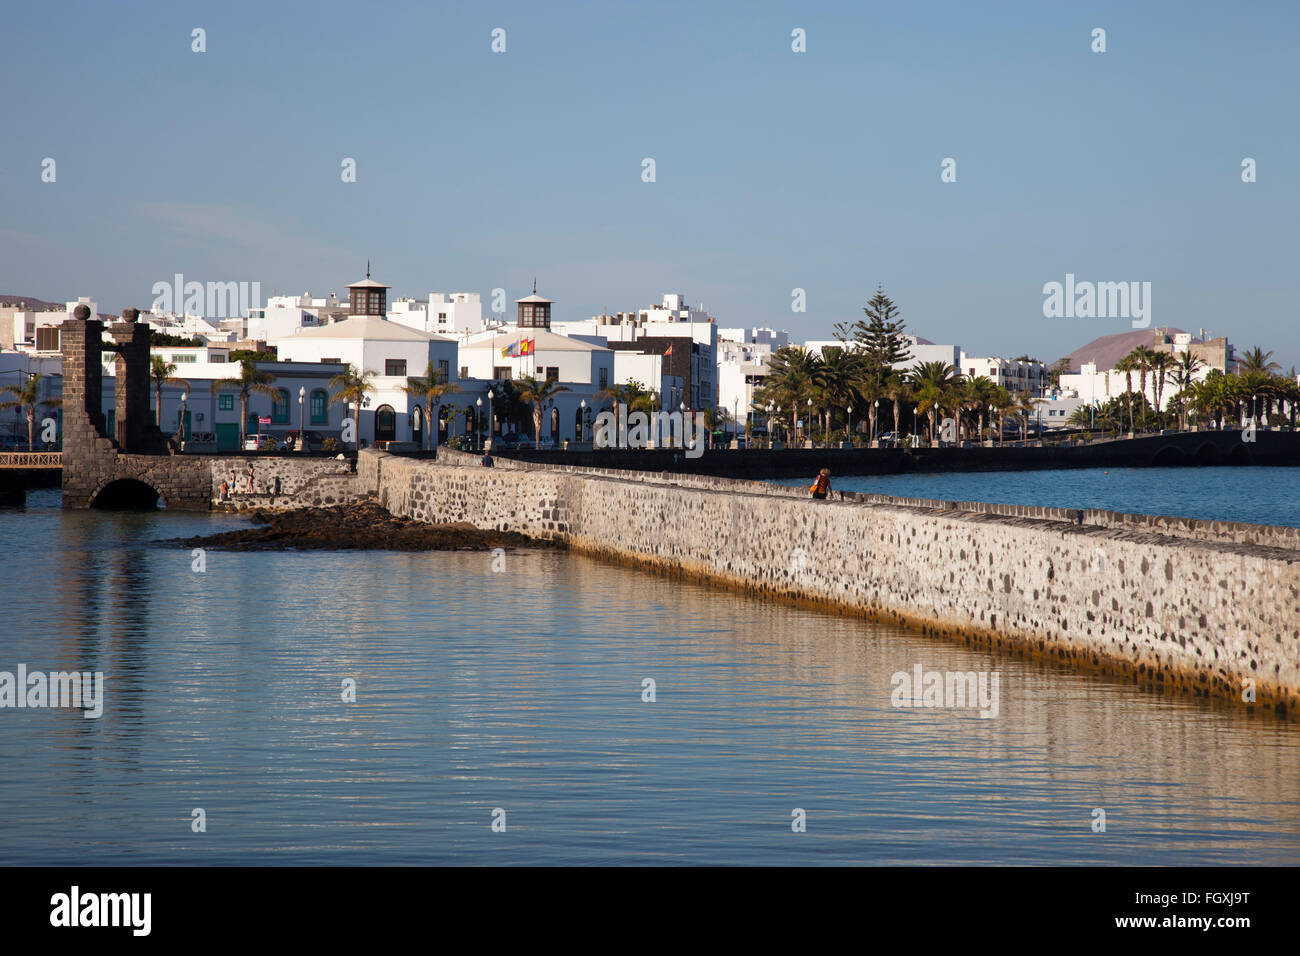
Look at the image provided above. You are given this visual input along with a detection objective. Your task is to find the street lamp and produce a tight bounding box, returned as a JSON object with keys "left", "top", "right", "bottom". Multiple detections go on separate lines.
{"left": 806, "top": 397, "right": 812, "bottom": 447}
{"left": 873, "top": 398, "right": 879, "bottom": 443}
{"left": 298, "top": 386, "right": 305, "bottom": 452}
{"left": 476, "top": 397, "right": 483, "bottom": 451}
{"left": 766, "top": 402, "right": 773, "bottom": 449}
{"left": 579, "top": 398, "right": 586, "bottom": 444}
{"left": 486, "top": 388, "right": 494, "bottom": 451}
{"left": 847, "top": 405, "right": 853, "bottom": 447}
{"left": 988, "top": 403, "right": 994, "bottom": 446}
{"left": 178, "top": 389, "right": 189, "bottom": 449}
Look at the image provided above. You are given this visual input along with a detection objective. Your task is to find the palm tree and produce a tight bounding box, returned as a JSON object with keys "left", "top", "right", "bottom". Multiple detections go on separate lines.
{"left": 211, "top": 359, "right": 278, "bottom": 450}
{"left": 815, "top": 346, "right": 866, "bottom": 445}
{"left": 989, "top": 385, "right": 1013, "bottom": 442}
{"left": 1169, "top": 351, "right": 1204, "bottom": 429}
{"left": 0, "top": 373, "right": 62, "bottom": 450}
{"left": 907, "top": 361, "right": 960, "bottom": 444}
{"left": 1148, "top": 351, "right": 1174, "bottom": 426}
{"left": 400, "top": 361, "right": 457, "bottom": 451}
{"left": 150, "top": 355, "right": 189, "bottom": 428}
{"left": 756, "top": 346, "right": 822, "bottom": 445}
{"left": 1238, "top": 346, "right": 1281, "bottom": 376}
{"left": 1014, "top": 391, "right": 1037, "bottom": 440}
{"left": 1126, "top": 345, "right": 1156, "bottom": 430}
{"left": 964, "top": 375, "right": 997, "bottom": 442}
{"left": 1114, "top": 353, "right": 1138, "bottom": 432}
{"left": 327, "top": 364, "right": 376, "bottom": 451}
{"left": 883, "top": 371, "right": 910, "bottom": 440}
{"left": 514, "top": 374, "right": 569, "bottom": 444}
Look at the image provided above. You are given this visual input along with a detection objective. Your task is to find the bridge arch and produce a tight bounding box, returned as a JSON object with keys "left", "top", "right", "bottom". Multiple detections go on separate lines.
{"left": 1194, "top": 441, "right": 1220, "bottom": 464}
{"left": 1151, "top": 446, "right": 1186, "bottom": 467}
{"left": 90, "top": 477, "right": 163, "bottom": 510}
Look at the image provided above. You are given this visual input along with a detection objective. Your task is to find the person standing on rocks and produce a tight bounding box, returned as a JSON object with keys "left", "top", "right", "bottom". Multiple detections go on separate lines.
{"left": 809, "top": 468, "right": 832, "bottom": 500}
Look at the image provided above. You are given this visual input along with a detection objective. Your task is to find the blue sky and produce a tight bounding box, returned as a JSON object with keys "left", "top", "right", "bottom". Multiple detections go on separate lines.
{"left": 2, "top": 0, "right": 1296, "bottom": 367}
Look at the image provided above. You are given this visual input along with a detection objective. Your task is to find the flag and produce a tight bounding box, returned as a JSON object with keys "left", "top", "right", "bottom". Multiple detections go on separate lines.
{"left": 520, "top": 338, "right": 535, "bottom": 356}
{"left": 501, "top": 340, "right": 519, "bottom": 358}
{"left": 258, "top": 416, "right": 271, "bottom": 425}
{"left": 663, "top": 344, "right": 673, "bottom": 357}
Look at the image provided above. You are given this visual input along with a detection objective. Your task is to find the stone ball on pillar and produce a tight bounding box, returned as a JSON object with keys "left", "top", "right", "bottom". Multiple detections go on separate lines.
{"left": 122, "top": 308, "right": 140, "bottom": 323}
{"left": 73, "top": 304, "right": 91, "bottom": 320}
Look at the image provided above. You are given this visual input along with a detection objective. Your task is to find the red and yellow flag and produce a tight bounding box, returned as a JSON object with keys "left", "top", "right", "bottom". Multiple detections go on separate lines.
{"left": 520, "top": 338, "right": 535, "bottom": 356}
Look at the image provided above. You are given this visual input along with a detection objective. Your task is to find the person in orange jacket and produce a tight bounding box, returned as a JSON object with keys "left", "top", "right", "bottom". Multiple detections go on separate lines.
{"left": 810, "top": 468, "right": 831, "bottom": 499}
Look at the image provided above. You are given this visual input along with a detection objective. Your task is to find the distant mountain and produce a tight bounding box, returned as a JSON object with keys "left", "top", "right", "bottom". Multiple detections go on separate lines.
{"left": 1053, "top": 327, "right": 1187, "bottom": 373}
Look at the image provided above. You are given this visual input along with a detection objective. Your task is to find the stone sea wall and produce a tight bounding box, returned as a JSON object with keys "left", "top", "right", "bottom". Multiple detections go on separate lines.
{"left": 207, "top": 456, "right": 359, "bottom": 511}
{"left": 360, "top": 449, "right": 1300, "bottom": 715}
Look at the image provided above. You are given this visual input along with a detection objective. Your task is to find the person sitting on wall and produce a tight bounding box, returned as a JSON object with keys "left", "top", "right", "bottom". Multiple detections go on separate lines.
{"left": 809, "top": 468, "right": 832, "bottom": 500}
{"left": 481, "top": 451, "right": 494, "bottom": 468}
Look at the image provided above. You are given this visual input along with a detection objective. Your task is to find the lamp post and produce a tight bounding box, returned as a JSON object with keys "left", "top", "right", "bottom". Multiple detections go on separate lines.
{"left": 179, "top": 390, "right": 189, "bottom": 449}
{"left": 806, "top": 397, "right": 812, "bottom": 447}
{"left": 988, "top": 403, "right": 994, "bottom": 446}
{"left": 766, "top": 402, "right": 773, "bottom": 449}
{"left": 872, "top": 398, "right": 879, "bottom": 444}
{"left": 486, "top": 388, "right": 494, "bottom": 452}
{"left": 476, "top": 397, "right": 483, "bottom": 451}
{"left": 579, "top": 398, "right": 586, "bottom": 444}
{"left": 847, "top": 405, "right": 853, "bottom": 448}
{"left": 679, "top": 401, "right": 686, "bottom": 450}
{"left": 298, "top": 386, "right": 305, "bottom": 452}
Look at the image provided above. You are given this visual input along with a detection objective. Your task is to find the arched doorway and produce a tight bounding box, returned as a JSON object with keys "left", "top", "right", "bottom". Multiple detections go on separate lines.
{"left": 550, "top": 407, "right": 560, "bottom": 442}
{"left": 375, "top": 404, "right": 396, "bottom": 443}
{"left": 574, "top": 406, "right": 585, "bottom": 442}
{"left": 91, "top": 478, "right": 161, "bottom": 510}
{"left": 411, "top": 405, "right": 423, "bottom": 444}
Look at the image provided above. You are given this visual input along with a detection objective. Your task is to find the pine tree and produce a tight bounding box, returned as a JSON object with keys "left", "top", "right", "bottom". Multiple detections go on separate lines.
{"left": 846, "top": 284, "right": 911, "bottom": 384}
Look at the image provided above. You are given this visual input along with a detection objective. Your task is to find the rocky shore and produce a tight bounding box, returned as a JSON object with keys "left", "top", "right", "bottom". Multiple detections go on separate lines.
{"left": 172, "top": 499, "right": 557, "bottom": 552}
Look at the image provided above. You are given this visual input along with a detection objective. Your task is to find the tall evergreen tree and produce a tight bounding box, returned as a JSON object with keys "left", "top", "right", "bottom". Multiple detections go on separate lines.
{"left": 839, "top": 284, "right": 912, "bottom": 385}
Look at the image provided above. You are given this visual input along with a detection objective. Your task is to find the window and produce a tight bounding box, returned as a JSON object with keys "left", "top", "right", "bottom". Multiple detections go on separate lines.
{"left": 438, "top": 360, "right": 450, "bottom": 380}
{"left": 385, "top": 359, "right": 407, "bottom": 377}
{"left": 218, "top": 394, "right": 234, "bottom": 411}
{"left": 599, "top": 368, "right": 609, "bottom": 390}
{"left": 172, "top": 354, "right": 197, "bottom": 363}
{"left": 546, "top": 366, "right": 559, "bottom": 381}
{"left": 493, "top": 366, "right": 512, "bottom": 380}
{"left": 210, "top": 353, "right": 226, "bottom": 363}
{"left": 310, "top": 389, "right": 328, "bottom": 425}
{"left": 438, "top": 313, "right": 447, "bottom": 320}
{"left": 322, "top": 357, "right": 341, "bottom": 365}
{"left": 272, "top": 388, "right": 290, "bottom": 424}
{"left": 460, "top": 366, "right": 469, "bottom": 379}
{"left": 36, "top": 327, "right": 60, "bottom": 351}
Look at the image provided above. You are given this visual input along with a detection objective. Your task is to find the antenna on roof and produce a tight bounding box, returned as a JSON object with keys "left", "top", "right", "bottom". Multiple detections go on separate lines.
{"left": 532, "top": 277, "right": 537, "bottom": 295}
{"left": 366, "top": 259, "right": 371, "bottom": 279}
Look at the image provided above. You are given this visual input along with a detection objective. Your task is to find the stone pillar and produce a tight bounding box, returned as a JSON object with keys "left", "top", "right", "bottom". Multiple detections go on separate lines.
{"left": 108, "top": 309, "right": 167, "bottom": 454}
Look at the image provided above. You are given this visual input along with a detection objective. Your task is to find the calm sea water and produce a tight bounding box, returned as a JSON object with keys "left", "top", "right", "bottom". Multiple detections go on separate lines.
{"left": 778, "top": 466, "right": 1300, "bottom": 528}
{"left": 1, "top": 488, "right": 1297, "bottom": 865}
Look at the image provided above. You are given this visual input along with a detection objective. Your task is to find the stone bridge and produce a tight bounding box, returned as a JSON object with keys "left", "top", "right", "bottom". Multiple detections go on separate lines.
{"left": 59, "top": 306, "right": 213, "bottom": 509}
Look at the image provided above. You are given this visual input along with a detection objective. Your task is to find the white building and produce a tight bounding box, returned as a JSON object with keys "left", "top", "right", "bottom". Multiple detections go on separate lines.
{"left": 387, "top": 292, "right": 485, "bottom": 337}
{"left": 275, "top": 315, "right": 459, "bottom": 446}
{"left": 246, "top": 292, "right": 349, "bottom": 342}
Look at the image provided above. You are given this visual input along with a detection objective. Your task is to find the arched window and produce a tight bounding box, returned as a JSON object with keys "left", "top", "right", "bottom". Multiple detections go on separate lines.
{"left": 574, "top": 405, "right": 585, "bottom": 442}
{"left": 550, "top": 406, "right": 560, "bottom": 441}
{"left": 411, "top": 404, "right": 423, "bottom": 441}
{"left": 309, "top": 388, "right": 328, "bottom": 425}
{"left": 375, "top": 404, "right": 396, "bottom": 443}
{"left": 272, "top": 388, "right": 290, "bottom": 424}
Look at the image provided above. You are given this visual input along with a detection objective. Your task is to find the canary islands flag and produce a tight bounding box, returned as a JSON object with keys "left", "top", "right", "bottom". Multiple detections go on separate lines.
{"left": 501, "top": 340, "right": 519, "bottom": 358}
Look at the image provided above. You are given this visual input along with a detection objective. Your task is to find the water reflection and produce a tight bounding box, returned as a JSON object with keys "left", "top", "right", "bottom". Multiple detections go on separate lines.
{"left": 0, "top": 490, "right": 1296, "bottom": 864}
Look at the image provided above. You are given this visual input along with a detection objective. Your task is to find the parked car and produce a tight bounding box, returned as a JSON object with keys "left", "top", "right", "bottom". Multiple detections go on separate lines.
{"left": 493, "top": 433, "right": 524, "bottom": 450}
{"left": 299, "top": 430, "right": 327, "bottom": 452}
